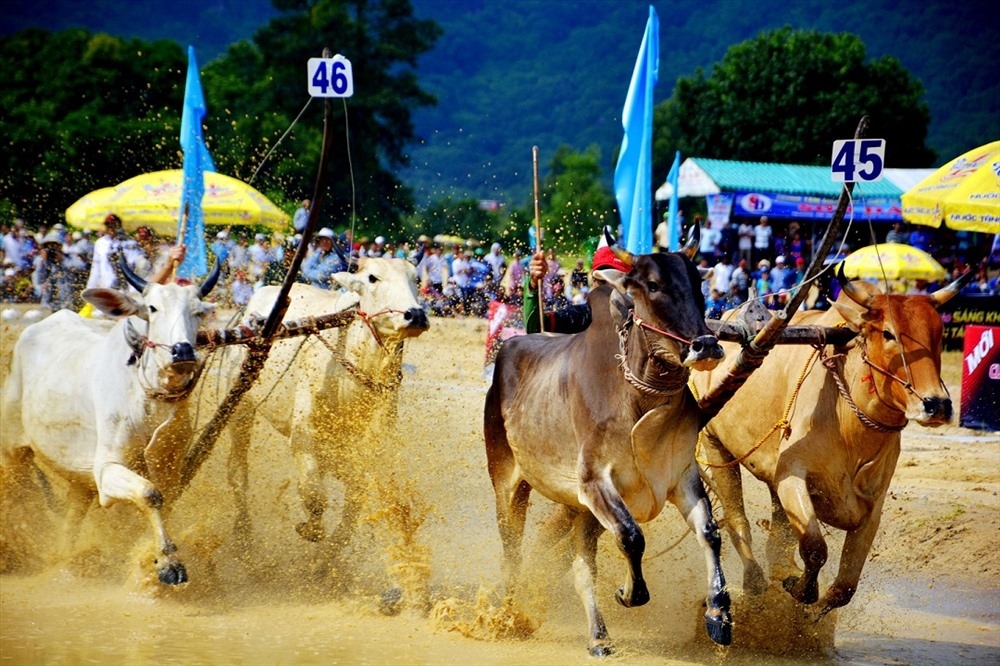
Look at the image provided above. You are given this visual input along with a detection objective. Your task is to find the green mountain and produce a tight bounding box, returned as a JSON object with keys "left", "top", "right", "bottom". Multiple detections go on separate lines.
{"left": 3, "top": 0, "right": 997, "bottom": 208}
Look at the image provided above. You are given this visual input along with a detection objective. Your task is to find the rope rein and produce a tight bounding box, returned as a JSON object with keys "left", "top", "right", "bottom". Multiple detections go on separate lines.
{"left": 694, "top": 347, "right": 817, "bottom": 468}
{"left": 312, "top": 307, "right": 410, "bottom": 393}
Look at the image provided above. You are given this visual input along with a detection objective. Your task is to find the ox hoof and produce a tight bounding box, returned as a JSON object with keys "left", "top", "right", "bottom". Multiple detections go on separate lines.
{"left": 158, "top": 561, "right": 188, "bottom": 586}
{"left": 588, "top": 642, "right": 614, "bottom": 657}
{"left": 744, "top": 561, "right": 767, "bottom": 596}
{"left": 379, "top": 587, "right": 403, "bottom": 616}
{"left": 704, "top": 612, "right": 732, "bottom": 646}
{"left": 615, "top": 580, "right": 650, "bottom": 608}
{"left": 782, "top": 575, "right": 819, "bottom": 605}
{"left": 296, "top": 521, "right": 326, "bottom": 543}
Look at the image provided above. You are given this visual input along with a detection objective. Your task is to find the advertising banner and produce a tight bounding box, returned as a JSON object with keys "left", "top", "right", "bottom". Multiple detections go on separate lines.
{"left": 960, "top": 325, "right": 1000, "bottom": 431}
{"left": 706, "top": 193, "right": 734, "bottom": 229}
{"left": 733, "top": 191, "right": 902, "bottom": 221}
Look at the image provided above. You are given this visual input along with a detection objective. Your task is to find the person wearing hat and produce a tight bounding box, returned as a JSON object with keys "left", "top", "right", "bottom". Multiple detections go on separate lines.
{"left": 32, "top": 230, "right": 74, "bottom": 310}
{"left": 522, "top": 229, "right": 632, "bottom": 334}
{"left": 301, "top": 227, "right": 344, "bottom": 290}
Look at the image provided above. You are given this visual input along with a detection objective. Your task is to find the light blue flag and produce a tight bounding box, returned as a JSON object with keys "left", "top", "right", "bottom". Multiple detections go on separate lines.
{"left": 666, "top": 150, "right": 680, "bottom": 251}
{"left": 177, "top": 45, "right": 216, "bottom": 279}
{"left": 613, "top": 5, "right": 659, "bottom": 255}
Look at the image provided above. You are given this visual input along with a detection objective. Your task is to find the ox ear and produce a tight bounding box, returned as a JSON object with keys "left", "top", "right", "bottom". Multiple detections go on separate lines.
{"left": 82, "top": 288, "right": 146, "bottom": 319}
{"left": 832, "top": 299, "right": 866, "bottom": 331}
{"left": 593, "top": 268, "right": 628, "bottom": 293}
{"left": 699, "top": 267, "right": 714, "bottom": 281}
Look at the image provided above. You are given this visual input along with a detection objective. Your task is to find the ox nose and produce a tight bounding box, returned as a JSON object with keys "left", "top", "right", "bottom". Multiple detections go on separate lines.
{"left": 170, "top": 342, "right": 196, "bottom": 364}
{"left": 404, "top": 307, "right": 429, "bottom": 330}
{"left": 690, "top": 334, "right": 724, "bottom": 360}
{"left": 922, "top": 396, "right": 953, "bottom": 421}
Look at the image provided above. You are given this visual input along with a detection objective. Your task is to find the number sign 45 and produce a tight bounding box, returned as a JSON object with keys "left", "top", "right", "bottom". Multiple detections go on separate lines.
{"left": 831, "top": 138, "right": 885, "bottom": 182}
{"left": 308, "top": 56, "right": 354, "bottom": 98}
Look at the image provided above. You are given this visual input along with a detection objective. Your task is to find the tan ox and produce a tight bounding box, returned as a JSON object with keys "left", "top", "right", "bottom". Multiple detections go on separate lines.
{"left": 693, "top": 266, "right": 969, "bottom": 614}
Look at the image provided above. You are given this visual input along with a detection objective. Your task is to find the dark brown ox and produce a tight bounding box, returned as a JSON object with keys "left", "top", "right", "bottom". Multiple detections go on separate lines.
{"left": 484, "top": 245, "right": 730, "bottom": 656}
{"left": 693, "top": 266, "right": 970, "bottom": 615}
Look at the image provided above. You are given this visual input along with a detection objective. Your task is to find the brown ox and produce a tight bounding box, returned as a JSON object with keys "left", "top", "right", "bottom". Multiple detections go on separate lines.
{"left": 693, "top": 266, "right": 969, "bottom": 614}
{"left": 484, "top": 245, "right": 730, "bottom": 656}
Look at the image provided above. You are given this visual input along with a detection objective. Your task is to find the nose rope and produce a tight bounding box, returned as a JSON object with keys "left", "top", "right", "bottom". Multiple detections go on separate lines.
{"left": 123, "top": 319, "right": 200, "bottom": 401}
{"left": 631, "top": 314, "right": 694, "bottom": 346}
{"left": 858, "top": 337, "right": 939, "bottom": 404}
{"left": 356, "top": 307, "right": 408, "bottom": 351}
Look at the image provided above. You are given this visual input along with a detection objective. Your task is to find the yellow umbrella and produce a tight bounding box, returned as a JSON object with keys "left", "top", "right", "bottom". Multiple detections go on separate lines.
{"left": 842, "top": 243, "right": 947, "bottom": 281}
{"left": 901, "top": 140, "right": 1000, "bottom": 233}
{"left": 66, "top": 170, "right": 289, "bottom": 236}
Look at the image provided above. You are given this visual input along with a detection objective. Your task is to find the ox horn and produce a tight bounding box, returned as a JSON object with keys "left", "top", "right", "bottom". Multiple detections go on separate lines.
{"left": 682, "top": 221, "right": 701, "bottom": 259}
{"left": 604, "top": 227, "right": 635, "bottom": 270}
{"left": 930, "top": 269, "right": 974, "bottom": 307}
{"left": 120, "top": 253, "right": 148, "bottom": 293}
{"left": 837, "top": 262, "right": 875, "bottom": 308}
{"left": 199, "top": 258, "right": 222, "bottom": 298}
{"left": 331, "top": 237, "right": 359, "bottom": 274}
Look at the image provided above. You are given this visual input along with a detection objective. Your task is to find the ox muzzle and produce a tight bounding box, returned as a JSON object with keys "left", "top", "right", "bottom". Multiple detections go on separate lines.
{"left": 918, "top": 396, "right": 953, "bottom": 425}
{"left": 404, "top": 307, "right": 430, "bottom": 331}
{"left": 684, "top": 334, "right": 725, "bottom": 371}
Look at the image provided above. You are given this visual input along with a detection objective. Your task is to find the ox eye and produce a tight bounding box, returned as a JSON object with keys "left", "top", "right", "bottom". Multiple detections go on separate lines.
{"left": 882, "top": 329, "right": 896, "bottom": 342}
{"left": 148, "top": 305, "right": 158, "bottom": 313}
{"left": 646, "top": 281, "right": 660, "bottom": 293}
{"left": 368, "top": 274, "right": 379, "bottom": 284}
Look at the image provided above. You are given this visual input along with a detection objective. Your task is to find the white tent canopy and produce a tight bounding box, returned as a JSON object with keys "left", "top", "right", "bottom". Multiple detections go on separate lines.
{"left": 655, "top": 159, "right": 720, "bottom": 200}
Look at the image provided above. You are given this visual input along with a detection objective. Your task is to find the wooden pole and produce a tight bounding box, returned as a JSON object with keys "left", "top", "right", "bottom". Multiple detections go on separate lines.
{"left": 180, "top": 48, "right": 338, "bottom": 485}
{"left": 696, "top": 115, "right": 870, "bottom": 424}
{"left": 532, "top": 145, "right": 545, "bottom": 331}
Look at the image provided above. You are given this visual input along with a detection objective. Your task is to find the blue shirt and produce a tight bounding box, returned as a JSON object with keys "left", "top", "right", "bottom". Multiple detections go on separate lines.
{"left": 301, "top": 248, "right": 344, "bottom": 289}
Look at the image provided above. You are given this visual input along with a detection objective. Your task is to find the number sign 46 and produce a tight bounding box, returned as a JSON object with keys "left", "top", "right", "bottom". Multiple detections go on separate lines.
{"left": 831, "top": 138, "right": 885, "bottom": 182}
{"left": 308, "top": 56, "right": 354, "bottom": 98}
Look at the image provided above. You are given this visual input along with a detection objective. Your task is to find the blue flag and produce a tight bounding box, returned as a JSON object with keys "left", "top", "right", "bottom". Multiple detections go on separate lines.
{"left": 666, "top": 150, "right": 680, "bottom": 251}
{"left": 177, "top": 45, "right": 216, "bottom": 279}
{"left": 613, "top": 6, "right": 659, "bottom": 255}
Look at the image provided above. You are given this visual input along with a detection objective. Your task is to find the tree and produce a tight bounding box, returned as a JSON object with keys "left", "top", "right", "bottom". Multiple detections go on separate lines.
{"left": 0, "top": 29, "right": 186, "bottom": 222}
{"left": 407, "top": 196, "right": 504, "bottom": 242}
{"left": 204, "top": 0, "right": 441, "bottom": 235}
{"left": 653, "top": 27, "right": 934, "bottom": 182}
{"left": 537, "top": 145, "right": 617, "bottom": 254}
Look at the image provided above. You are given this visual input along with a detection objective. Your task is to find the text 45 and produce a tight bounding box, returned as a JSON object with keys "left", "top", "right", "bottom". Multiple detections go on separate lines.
{"left": 831, "top": 139, "right": 885, "bottom": 182}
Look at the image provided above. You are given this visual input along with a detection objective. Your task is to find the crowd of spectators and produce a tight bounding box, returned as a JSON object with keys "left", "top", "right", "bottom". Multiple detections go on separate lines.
{"left": 3, "top": 214, "right": 997, "bottom": 325}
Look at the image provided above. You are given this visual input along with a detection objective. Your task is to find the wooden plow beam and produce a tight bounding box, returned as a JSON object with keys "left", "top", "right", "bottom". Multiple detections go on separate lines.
{"left": 179, "top": 48, "right": 340, "bottom": 486}
{"left": 697, "top": 116, "right": 870, "bottom": 425}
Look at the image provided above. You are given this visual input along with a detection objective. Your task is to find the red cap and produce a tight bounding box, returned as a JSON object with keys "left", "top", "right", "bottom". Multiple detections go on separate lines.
{"left": 796, "top": 257, "right": 806, "bottom": 266}
{"left": 592, "top": 246, "right": 631, "bottom": 273}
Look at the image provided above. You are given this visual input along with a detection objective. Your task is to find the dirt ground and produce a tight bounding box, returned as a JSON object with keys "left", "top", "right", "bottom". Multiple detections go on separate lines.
{"left": 0, "top": 303, "right": 997, "bottom": 665}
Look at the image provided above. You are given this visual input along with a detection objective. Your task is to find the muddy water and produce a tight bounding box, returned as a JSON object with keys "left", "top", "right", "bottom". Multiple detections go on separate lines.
{"left": 2, "top": 316, "right": 998, "bottom": 665}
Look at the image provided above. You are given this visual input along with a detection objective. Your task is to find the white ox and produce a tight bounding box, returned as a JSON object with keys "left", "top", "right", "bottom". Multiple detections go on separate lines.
{"left": 225, "top": 257, "right": 429, "bottom": 567}
{"left": 0, "top": 260, "right": 220, "bottom": 584}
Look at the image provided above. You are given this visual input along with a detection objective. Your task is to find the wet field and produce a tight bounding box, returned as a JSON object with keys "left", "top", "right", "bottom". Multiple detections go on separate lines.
{"left": 2, "top": 312, "right": 998, "bottom": 665}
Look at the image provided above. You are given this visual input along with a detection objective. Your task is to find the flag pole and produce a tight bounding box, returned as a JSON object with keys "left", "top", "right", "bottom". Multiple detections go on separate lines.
{"left": 532, "top": 145, "right": 545, "bottom": 331}
{"left": 172, "top": 202, "right": 189, "bottom": 279}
